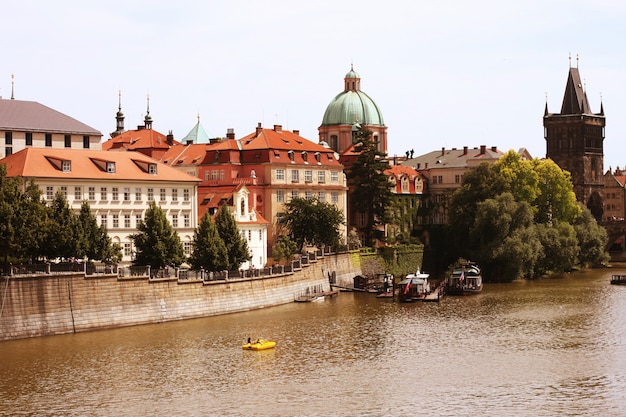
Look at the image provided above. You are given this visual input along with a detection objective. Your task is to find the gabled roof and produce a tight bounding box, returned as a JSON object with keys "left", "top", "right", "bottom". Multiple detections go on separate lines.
{"left": 385, "top": 165, "right": 419, "bottom": 178}
{"left": 402, "top": 146, "right": 505, "bottom": 170}
{"left": 1, "top": 147, "right": 200, "bottom": 183}
{"left": 0, "top": 98, "right": 101, "bottom": 136}
{"left": 102, "top": 127, "right": 181, "bottom": 151}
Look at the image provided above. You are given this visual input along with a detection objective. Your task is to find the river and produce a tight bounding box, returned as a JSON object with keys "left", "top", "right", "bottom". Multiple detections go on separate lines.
{"left": 1, "top": 266, "right": 625, "bottom": 416}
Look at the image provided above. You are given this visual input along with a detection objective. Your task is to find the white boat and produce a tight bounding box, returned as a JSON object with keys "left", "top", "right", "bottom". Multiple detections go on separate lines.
{"left": 446, "top": 262, "right": 483, "bottom": 295}
{"left": 398, "top": 270, "right": 431, "bottom": 302}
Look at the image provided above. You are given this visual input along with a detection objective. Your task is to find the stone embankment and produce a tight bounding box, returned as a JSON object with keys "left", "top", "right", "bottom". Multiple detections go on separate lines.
{"left": 0, "top": 252, "right": 360, "bottom": 341}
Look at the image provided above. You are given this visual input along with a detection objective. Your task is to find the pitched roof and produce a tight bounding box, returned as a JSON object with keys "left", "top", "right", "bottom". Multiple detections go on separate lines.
{"left": 1, "top": 147, "right": 200, "bottom": 183}
{"left": 560, "top": 67, "right": 592, "bottom": 115}
{"left": 402, "top": 146, "right": 504, "bottom": 169}
{"left": 181, "top": 120, "right": 212, "bottom": 144}
{"left": 102, "top": 127, "right": 181, "bottom": 151}
{"left": 0, "top": 98, "right": 101, "bottom": 136}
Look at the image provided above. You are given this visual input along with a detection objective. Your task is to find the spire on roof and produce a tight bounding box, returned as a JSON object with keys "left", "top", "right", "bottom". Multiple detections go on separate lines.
{"left": 11, "top": 73, "right": 14, "bottom": 100}
{"left": 144, "top": 94, "right": 153, "bottom": 129}
{"left": 560, "top": 62, "right": 592, "bottom": 115}
{"left": 600, "top": 93, "right": 604, "bottom": 116}
{"left": 111, "top": 90, "right": 126, "bottom": 138}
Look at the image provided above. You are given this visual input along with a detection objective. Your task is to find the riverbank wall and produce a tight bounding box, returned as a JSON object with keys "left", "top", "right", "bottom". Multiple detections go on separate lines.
{"left": 0, "top": 252, "right": 360, "bottom": 341}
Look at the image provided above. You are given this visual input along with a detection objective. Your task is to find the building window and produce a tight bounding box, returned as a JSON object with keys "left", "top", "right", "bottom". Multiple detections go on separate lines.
{"left": 204, "top": 171, "right": 210, "bottom": 181}
{"left": 291, "top": 169, "right": 299, "bottom": 182}
{"left": 318, "top": 171, "right": 325, "bottom": 183}
{"left": 88, "top": 187, "right": 95, "bottom": 201}
{"left": 183, "top": 214, "right": 190, "bottom": 228}
{"left": 46, "top": 186, "right": 54, "bottom": 200}
{"left": 112, "top": 214, "right": 119, "bottom": 228}
{"left": 331, "top": 171, "right": 338, "bottom": 183}
{"left": 276, "top": 169, "right": 285, "bottom": 181}
{"left": 135, "top": 187, "right": 142, "bottom": 201}
{"left": 62, "top": 160, "right": 71, "bottom": 172}
{"left": 124, "top": 188, "right": 131, "bottom": 201}
{"left": 288, "top": 150, "right": 295, "bottom": 162}
{"left": 160, "top": 188, "right": 166, "bottom": 201}
{"left": 172, "top": 188, "right": 178, "bottom": 202}
{"left": 64, "top": 134, "right": 71, "bottom": 148}
{"left": 172, "top": 214, "right": 178, "bottom": 228}
{"left": 100, "top": 187, "right": 107, "bottom": 201}
{"left": 259, "top": 230, "right": 262, "bottom": 241}
{"left": 5, "top": 132, "right": 12, "bottom": 145}
{"left": 183, "top": 189, "right": 190, "bottom": 202}
{"left": 83, "top": 135, "right": 90, "bottom": 149}
{"left": 318, "top": 192, "right": 326, "bottom": 202}
{"left": 455, "top": 174, "right": 460, "bottom": 184}
{"left": 74, "top": 186, "right": 82, "bottom": 201}
{"left": 25, "top": 132, "right": 32, "bottom": 146}
{"left": 401, "top": 177, "right": 409, "bottom": 193}
{"left": 60, "top": 186, "right": 67, "bottom": 199}
{"left": 124, "top": 243, "right": 132, "bottom": 257}
{"left": 331, "top": 192, "right": 338, "bottom": 204}
{"left": 100, "top": 215, "right": 107, "bottom": 227}
{"left": 106, "top": 162, "right": 115, "bottom": 173}
{"left": 277, "top": 190, "right": 284, "bottom": 203}
{"left": 291, "top": 191, "right": 298, "bottom": 201}
{"left": 136, "top": 214, "right": 142, "bottom": 226}
{"left": 148, "top": 164, "right": 157, "bottom": 174}
{"left": 4, "top": 147, "right": 12, "bottom": 156}
{"left": 211, "top": 170, "right": 218, "bottom": 180}
{"left": 184, "top": 241, "right": 191, "bottom": 255}
{"left": 124, "top": 214, "right": 131, "bottom": 228}
{"left": 248, "top": 230, "right": 252, "bottom": 241}
{"left": 112, "top": 187, "right": 119, "bottom": 201}
{"left": 45, "top": 133, "right": 52, "bottom": 147}
{"left": 304, "top": 170, "right": 313, "bottom": 182}
{"left": 147, "top": 188, "right": 154, "bottom": 201}
{"left": 220, "top": 170, "right": 225, "bottom": 181}
{"left": 305, "top": 191, "right": 312, "bottom": 200}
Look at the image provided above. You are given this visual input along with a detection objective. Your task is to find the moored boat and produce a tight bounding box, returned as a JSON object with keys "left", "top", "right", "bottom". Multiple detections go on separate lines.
{"left": 242, "top": 339, "right": 276, "bottom": 350}
{"left": 610, "top": 274, "right": 626, "bottom": 285}
{"left": 398, "top": 270, "right": 431, "bottom": 302}
{"left": 446, "top": 262, "right": 482, "bottom": 295}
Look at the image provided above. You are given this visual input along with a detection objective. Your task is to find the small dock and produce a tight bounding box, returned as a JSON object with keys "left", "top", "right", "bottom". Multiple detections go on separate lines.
{"left": 423, "top": 286, "right": 444, "bottom": 302}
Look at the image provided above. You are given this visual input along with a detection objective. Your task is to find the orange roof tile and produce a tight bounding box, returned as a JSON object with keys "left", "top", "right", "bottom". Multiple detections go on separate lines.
{"left": 1, "top": 148, "right": 200, "bottom": 183}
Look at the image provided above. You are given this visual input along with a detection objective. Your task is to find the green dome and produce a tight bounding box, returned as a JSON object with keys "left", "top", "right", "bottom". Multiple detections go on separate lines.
{"left": 321, "top": 90, "right": 384, "bottom": 126}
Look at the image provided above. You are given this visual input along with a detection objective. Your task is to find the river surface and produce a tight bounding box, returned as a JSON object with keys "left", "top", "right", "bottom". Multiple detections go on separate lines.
{"left": 1, "top": 267, "right": 626, "bottom": 416}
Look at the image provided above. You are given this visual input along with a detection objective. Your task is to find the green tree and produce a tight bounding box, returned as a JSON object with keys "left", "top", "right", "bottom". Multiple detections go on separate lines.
{"left": 189, "top": 211, "right": 228, "bottom": 271}
{"left": 281, "top": 197, "right": 345, "bottom": 252}
{"left": 214, "top": 204, "right": 250, "bottom": 270}
{"left": 535, "top": 221, "right": 579, "bottom": 274}
{"left": 44, "top": 191, "right": 80, "bottom": 260}
{"left": 271, "top": 235, "right": 298, "bottom": 264}
{"left": 0, "top": 165, "right": 23, "bottom": 262}
{"left": 77, "top": 201, "right": 121, "bottom": 263}
{"left": 131, "top": 201, "right": 185, "bottom": 268}
{"left": 346, "top": 126, "right": 393, "bottom": 246}
{"left": 574, "top": 205, "right": 609, "bottom": 267}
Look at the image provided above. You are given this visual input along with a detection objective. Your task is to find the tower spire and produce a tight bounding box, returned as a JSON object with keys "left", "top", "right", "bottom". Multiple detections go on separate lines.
{"left": 11, "top": 73, "right": 14, "bottom": 100}
{"left": 111, "top": 90, "right": 126, "bottom": 138}
{"left": 144, "top": 94, "right": 153, "bottom": 129}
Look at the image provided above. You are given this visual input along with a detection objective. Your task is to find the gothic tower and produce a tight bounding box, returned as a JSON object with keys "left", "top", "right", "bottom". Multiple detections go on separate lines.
{"left": 544, "top": 61, "right": 605, "bottom": 220}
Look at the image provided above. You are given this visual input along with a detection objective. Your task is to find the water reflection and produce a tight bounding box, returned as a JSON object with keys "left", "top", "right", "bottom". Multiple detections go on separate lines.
{"left": 1, "top": 268, "right": 626, "bottom": 416}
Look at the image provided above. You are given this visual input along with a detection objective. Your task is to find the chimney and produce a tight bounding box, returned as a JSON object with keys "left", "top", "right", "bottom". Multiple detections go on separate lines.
{"left": 293, "top": 129, "right": 299, "bottom": 135}
{"left": 255, "top": 122, "right": 262, "bottom": 137}
{"left": 273, "top": 124, "right": 282, "bottom": 132}
{"left": 226, "top": 128, "right": 235, "bottom": 140}
{"left": 167, "top": 130, "right": 174, "bottom": 146}
{"left": 417, "top": 163, "right": 421, "bottom": 169}
{"left": 186, "top": 140, "right": 193, "bottom": 145}
{"left": 425, "top": 163, "right": 428, "bottom": 169}
{"left": 463, "top": 146, "right": 468, "bottom": 155}
{"left": 441, "top": 147, "right": 445, "bottom": 156}
{"left": 491, "top": 146, "right": 497, "bottom": 152}
{"left": 480, "top": 145, "right": 486, "bottom": 154}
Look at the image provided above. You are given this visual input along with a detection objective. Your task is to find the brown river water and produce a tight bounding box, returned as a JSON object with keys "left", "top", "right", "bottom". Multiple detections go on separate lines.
{"left": 1, "top": 266, "right": 625, "bottom": 416}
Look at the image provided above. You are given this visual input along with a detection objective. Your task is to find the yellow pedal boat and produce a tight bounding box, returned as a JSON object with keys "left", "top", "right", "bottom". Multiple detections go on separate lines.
{"left": 242, "top": 339, "right": 276, "bottom": 350}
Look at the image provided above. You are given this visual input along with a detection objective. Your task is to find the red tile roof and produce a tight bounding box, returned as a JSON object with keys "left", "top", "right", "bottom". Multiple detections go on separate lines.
{"left": 1, "top": 147, "right": 200, "bottom": 183}
{"left": 102, "top": 128, "right": 181, "bottom": 151}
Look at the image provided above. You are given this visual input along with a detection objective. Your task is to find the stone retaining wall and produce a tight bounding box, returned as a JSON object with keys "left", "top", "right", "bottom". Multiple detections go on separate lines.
{"left": 0, "top": 252, "right": 360, "bottom": 341}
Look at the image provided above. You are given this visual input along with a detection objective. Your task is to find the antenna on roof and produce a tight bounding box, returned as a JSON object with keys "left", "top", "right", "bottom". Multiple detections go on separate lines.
{"left": 576, "top": 53, "right": 579, "bottom": 68}
{"left": 568, "top": 52, "right": 571, "bottom": 68}
{"left": 11, "top": 73, "right": 15, "bottom": 100}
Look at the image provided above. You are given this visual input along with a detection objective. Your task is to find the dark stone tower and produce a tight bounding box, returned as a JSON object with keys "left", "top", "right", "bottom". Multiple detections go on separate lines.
{"left": 544, "top": 62, "right": 605, "bottom": 220}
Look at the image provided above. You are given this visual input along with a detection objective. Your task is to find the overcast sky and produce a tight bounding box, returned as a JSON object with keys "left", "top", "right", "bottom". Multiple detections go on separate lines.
{"left": 3, "top": 1, "right": 625, "bottom": 171}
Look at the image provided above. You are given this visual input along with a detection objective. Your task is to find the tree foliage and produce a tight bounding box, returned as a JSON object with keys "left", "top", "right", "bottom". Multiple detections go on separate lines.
{"left": 189, "top": 211, "right": 228, "bottom": 271}
{"left": 131, "top": 201, "right": 185, "bottom": 268}
{"left": 346, "top": 126, "right": 394, "bottom": 246}
{"left": 281, "top": 197, "right": 345, "bottom": 252}
{"left": 214, "top": 204, "right": 250, "bottom": 270}
{"left": 271, "top": 235, "right": 298, "bottom": 264}
{"left": 448, "top": 151, "right": 608, "bottom": 280}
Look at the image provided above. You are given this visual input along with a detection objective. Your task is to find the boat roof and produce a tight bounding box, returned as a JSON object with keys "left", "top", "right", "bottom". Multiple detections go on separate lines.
{"left": 400, "top": 278, "right": 427, "bottom": 285}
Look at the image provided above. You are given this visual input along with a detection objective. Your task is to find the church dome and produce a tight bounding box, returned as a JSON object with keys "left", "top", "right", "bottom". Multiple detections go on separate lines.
{"left": 321, "top": 67, "right": 384, "bottom": 126}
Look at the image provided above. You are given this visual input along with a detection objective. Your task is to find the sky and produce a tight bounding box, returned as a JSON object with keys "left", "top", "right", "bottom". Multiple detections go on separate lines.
{"left": 2, "top": 0, "right": 625, "bottom": 171}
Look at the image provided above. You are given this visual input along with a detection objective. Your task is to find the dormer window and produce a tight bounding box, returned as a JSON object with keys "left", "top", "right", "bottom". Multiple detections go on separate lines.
{"left": 314, "top": 152, "right": 321, "bottom": 163}
{"left": 62, "top": 160, "right": 71, "bottom": 172}
{"left": 302, "top": 151, "right": 308, "bottom": 162}
{"left": 288, "top": 150, "right": 295, "bottom": 162}
{"left": 106, "top": 162, "right": 116, "bottom": 173}
{"left": 148, "top": 164, "right": 157, "bottom": 175}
